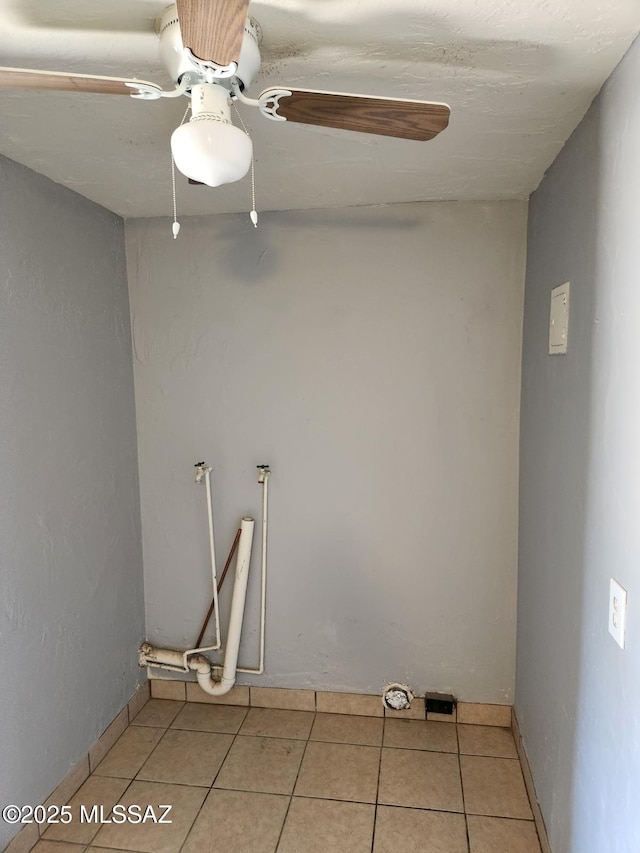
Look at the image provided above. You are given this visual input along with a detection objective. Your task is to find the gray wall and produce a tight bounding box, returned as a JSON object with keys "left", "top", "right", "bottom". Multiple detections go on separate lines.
{"left": 0, "top": 156, "right": 144, "bottom": 848}
{"left": 516, "top": 37, "right": 640, "bottom": 853}
{"left": 126, "top": 200, "right": 526, "bottom": 702}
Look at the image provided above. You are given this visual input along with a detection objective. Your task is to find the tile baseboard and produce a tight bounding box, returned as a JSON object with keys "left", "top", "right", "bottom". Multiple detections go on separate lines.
{"left": 511, "top": 707, "right": 553, "bottom": 853}
{"left": 3, "top": 680, "right": 150, "bottom": 853}
{"left": 150, "top": 677, "right": 512, "bottom": 726}
{"left": 457, "top": 702, "right": 512, "bottom": 727}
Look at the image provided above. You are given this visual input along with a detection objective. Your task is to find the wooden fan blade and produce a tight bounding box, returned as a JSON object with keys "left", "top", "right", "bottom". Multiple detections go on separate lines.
{"left": 176, "top": 0, "right": 250, "bottom": 66}
{"left": 0, "top": 67, "right": 161, "bottom": 96}
{"left": 261, "top": 88, "right": 450, "bottom": 141}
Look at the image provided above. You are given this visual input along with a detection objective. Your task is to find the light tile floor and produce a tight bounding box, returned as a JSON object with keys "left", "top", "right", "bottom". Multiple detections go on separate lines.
{"left": 36, "top": 699, "right": 543, "bottom": 853}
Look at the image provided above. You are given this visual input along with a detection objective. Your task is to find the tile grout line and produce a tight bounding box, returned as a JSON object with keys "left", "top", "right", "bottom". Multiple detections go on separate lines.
{"left": 89, "top": 775, "right": 138, "bottom": 850}
{"left": 132, "top": 714, "right": 177, "bottom": 779}
{"left": 42, "top": 774, "right": 139, "bottom": 849}
{"left": 272, "top": 697, "right": 318, "bottom": 853}
{"left": 174, "top": 705, "right": 244, "bottom": 853}
{"left": 455, "top": 723, "right": 472, "bottom": 853}
{"left": 369, "top": 712, "right": 386, "bottom": 853}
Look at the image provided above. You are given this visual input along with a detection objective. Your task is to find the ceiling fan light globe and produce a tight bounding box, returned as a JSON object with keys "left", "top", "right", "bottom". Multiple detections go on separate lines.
{"left": 171, "top": 119, "right": 252, "bottom": 187}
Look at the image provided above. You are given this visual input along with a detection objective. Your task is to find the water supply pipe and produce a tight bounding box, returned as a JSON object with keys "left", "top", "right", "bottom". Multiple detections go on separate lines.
{"left": 194, "top": 462, "right": 221, "bottom": 652}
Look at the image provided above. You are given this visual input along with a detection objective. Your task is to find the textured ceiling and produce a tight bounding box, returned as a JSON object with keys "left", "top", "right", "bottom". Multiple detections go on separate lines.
{"left": 0, "top": 0, "right": 638, "bottom": 219}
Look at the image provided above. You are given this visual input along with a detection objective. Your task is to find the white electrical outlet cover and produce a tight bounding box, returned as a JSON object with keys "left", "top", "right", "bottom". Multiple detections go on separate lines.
{"left": 608, "top": 578, "right": 627, "bottom": 649}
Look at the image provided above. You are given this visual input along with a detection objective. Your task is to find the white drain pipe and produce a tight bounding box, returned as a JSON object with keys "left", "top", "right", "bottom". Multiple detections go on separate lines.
{"left": 192, "top": 516, "right": 254, "bottom": 695}
{"left": 195, "top": 462, "right": 221, "bottom": 652}
{"left": 140, "top": 516, "right": 255, "bottom": 695}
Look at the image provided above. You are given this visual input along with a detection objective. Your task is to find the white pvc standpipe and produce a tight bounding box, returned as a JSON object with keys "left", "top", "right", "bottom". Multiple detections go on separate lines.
{"left": 258, "top": 472, "right": 268, "bottom": 670}
{"left": 191, "top": 516, "right": 255, "bottom": 695}
{"left": 237, "top": 468, "right": 269, "bottom": 674}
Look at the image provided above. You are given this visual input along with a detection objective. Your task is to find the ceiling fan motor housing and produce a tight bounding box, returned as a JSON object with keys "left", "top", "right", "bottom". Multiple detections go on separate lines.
{"left": 158, "top": 4, "right": 261, "bottom": 91}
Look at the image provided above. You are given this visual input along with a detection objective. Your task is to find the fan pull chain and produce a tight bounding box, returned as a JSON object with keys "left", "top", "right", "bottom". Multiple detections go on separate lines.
{"left": 249, "top": 159, "right": 258, "bottom": 228}
{"left": 171, "top": 156, "right": 180, "bottom": 239}
{"left": 170, "top": 104, "right": 192, "bottom": 239}
{"left": 233, "top": 103, "right": 258, "bottom": 228}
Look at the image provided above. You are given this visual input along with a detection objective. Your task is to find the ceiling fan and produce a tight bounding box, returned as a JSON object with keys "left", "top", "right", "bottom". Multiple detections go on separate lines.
{"left": 0, "top": 0, "right": 451, "bottom": 190}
